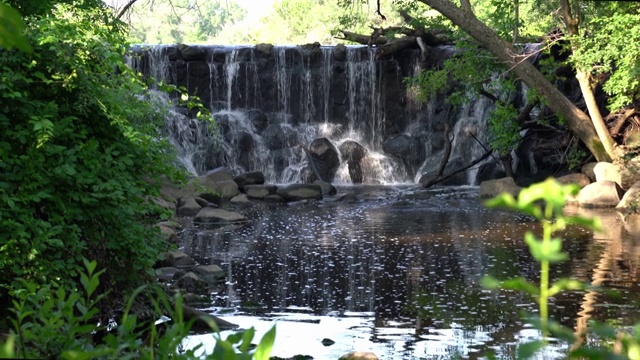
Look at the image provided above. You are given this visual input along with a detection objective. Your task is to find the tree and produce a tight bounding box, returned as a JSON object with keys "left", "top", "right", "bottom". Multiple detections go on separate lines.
{"left": 108, "top": 0, "right": 247, "bottom": 44}
{"left": 413, "top": 0, "right": 615, "bottom": 162}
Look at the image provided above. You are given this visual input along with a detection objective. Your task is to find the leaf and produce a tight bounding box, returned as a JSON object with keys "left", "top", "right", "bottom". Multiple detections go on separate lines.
{"left": 253, "top": 325, "right": 276, "bottom": 360}
{"left": 500, "top": 277, "right": 539, "bottom": 296}
{"left": 517, "top": 340, "right": 546, "bottom": 359}
{"left": 524, "top": 233, "right": 567, "bottom": 263}
{"left": 211, "top": 339, "right": 238, "bottom": 360}
{"left": 0, "top": 333, "right": 15, "bottom": 358}
{"left": 548, "top": 278, "right": 587, "bottom": 297}
{"left": 239, "top": 327, "right": 256, "bottom": 353}
{"left": 0, "top": 4, "right": 32, "bottom": 52}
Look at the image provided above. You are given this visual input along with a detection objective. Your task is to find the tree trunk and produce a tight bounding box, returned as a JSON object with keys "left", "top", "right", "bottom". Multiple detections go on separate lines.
{"left": 559, "top": 0, "right": 618, "bottom": 160}
{"left": 418, "top": 0, "right": 612, "bottom": 162}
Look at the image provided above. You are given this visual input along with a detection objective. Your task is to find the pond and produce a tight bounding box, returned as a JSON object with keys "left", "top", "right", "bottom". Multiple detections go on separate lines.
{"left": 179, "top": 185, "right": 640, "bottom": 359}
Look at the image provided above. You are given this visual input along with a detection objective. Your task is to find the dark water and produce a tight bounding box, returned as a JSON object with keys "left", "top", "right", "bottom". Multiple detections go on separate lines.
{"left": 181, "top": 185, "right": 640, "bottom": 359}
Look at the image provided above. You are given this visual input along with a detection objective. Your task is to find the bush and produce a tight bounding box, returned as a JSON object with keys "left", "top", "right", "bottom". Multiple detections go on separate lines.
{"left": 4, "top": 259, "right": 275, "bottom": 360}
{"left": 0, "top": 2, "right": 182, "bottom": 327}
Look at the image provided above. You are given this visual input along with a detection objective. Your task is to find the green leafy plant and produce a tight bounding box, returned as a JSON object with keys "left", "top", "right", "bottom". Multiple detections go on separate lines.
{"left": 483, "top": 179, "right": 599, "bottom": 332}
{"left": 482, "top": 178, "right": 640, "bottom": 358}
{"left": 5, "top": 258, "right": 275, "bottom": 360}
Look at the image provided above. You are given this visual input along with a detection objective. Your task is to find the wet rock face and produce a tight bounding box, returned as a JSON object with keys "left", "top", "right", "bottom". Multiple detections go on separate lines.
{"left": 132, "top": 44, "right": 582, "bottom": 185}
{"left": 339, "top": 140, "right": 367, "bottom": 184}
{"left": 383, "top": 134, "right": 425, "bottom": 171}
{"left": 307, "top": 137, "right": 340, "bottom": 182}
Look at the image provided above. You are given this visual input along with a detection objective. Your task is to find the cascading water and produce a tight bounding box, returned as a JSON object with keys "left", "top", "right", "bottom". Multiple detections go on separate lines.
{"left": 129, "top": 44, "right": 502, "bottom": 185}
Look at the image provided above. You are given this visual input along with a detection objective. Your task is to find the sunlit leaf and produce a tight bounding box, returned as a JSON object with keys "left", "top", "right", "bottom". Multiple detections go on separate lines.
{"left": 253, "top": 325, "right": 276, "bottom": 360}
{"left": 548, "top": 279, "right": 587, "bottom": 297}
{"left": 501, "top": 277, "right": 539, "bottom": 296}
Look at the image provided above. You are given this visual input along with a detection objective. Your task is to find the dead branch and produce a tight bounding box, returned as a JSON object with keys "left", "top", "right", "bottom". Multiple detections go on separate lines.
{"left": 116, "top": 0, "right": 139, "bottom": 20}
{"left": 609, "top": 108, "right": 638, "bottom": 136}
{"left": 420, "top": 150, "right": 494, "bottom": 188}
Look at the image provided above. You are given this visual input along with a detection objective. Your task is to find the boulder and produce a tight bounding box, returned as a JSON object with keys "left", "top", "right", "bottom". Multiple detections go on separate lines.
{"left": 255, "top": 43, "right": 273, "bottom": 57}
{"left": 339, "top": 351, "right": 379, "bottom": 360}
{"left": 164, "top": 249, "right": 195, "bottom": 268}
{"left": 576, "top": 181, "right": 624, "bottom": 208}
{"left": 620, "top": 158, "right": 640, "bottom": 190}
{"left": 339, "top": 140, "right": 367, "bottom": 183}
{"left": 307, "top": 137, "right": 340, "bottom": 182}
{"left": 151, "top": 196, "right": 176, "bottom": 211}
{"left": 314, "top": 180, "right": 337, "bottom": 196}
{"left": 193, "top": 264, "right": 224, "bottom": 284}
{"left": 276, "top": 184, "right": 323, "bottom": 202}
{"left": 160, "top": 179, "right": 196, "bottom": 202}
{"left": 593, "top": 162, "right": 621, "bottom": 184}
{"left": 264, "top": 194, "right": 286, "bottom": 203}
{"left": 556, "top": 173, "right": 591, "bottom": 188}
{"left": 581, "top": 162, "right": 597, "bottom": 182}
{"left": 479, "top": 177, "right": 521, "bottom": 198}
{"left": 244, "top": 184, "right": 277, "bottom": 199}
{"left": 192, "top": 171, "right": 239, "bottom": 201}
{"left": 193, "top": 197, "right": 212, "bottom": 208}
{"left": 194, "top": 208, "right": 247, "bottom": 225}
{"left": 204, "top": 167, "right": 235, "bottom": 182}
{"left": 262, "top": 123, "right": 298, "bottom": 150}
{"left": 246, "top": 109, "right": 269, "bottom": 133}
{"left": 156, "top": 224, "right": 179, "bottom": 244}
{"left": 333, "top": 43, "right": 347, "bottom": 62}
{"left": 234, "top": 171, "right": 266, "bottom": 188}
{"left": 176, "top": 197, "right": 202, "bottom": 217}
{"left": 617, "top": 181, "right": 640, "bottom": 211}
{"left": 230, "top": 193, "right": 251, "bottom": 204}
{"left": 176, "top": 272, "right": 207, "bottom": 293}
{"left": 213, "top": 180, "right": 240, "bottom": 200}
{"left": 156, "top": 267, "right": 181, "bottom": 282}
{"left": 198, "top": 192, "right": 221, "bottom": 205}
{"left": 383, "top": 134, "right": 425, "bottom": 169}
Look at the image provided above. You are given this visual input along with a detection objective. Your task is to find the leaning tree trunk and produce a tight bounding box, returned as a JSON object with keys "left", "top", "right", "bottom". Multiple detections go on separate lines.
{"left": 418, "top": 0, "right": 612, "bottom": 162}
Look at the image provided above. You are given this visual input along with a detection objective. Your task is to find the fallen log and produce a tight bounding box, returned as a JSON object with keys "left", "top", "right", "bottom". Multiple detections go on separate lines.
{"left": 376, "top": 36, "right": 419, "bottom": 58}
{"left": 338, "top": 30, "right": 388, "bottom": 45}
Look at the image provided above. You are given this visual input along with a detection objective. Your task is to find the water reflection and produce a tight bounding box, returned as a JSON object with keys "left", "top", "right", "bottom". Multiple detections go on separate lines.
{"left": 180, "top": 185, "right": 640, "bottom": 359}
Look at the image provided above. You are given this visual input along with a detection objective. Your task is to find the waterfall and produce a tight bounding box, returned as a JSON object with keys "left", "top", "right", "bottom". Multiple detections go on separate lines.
{"left": 129, "top": 44, "right": 502, "bottom": 185}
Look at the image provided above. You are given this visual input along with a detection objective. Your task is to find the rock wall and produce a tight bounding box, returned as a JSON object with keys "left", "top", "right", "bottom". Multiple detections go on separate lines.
{"left": 129, "top": 43, "right": 500, "bottom": 184}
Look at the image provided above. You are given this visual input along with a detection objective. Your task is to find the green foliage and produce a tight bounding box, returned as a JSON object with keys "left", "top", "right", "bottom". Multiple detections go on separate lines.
{"left": 487, "top": 102, "right": 520, "bottom": 156}
{"left": 125, "top": 0, "right": 247, "bottom": 44}
{"left": 573, "top": 10, "right": 640, "bottom": 111}
{"left": 0, "top": 1, "right": 193, "bottom": 328}
{"left": 4, "top": 259, "right": 275, "bottom": 359}
{"left": 407, "top": 40, "right": 524, "bottom": 156}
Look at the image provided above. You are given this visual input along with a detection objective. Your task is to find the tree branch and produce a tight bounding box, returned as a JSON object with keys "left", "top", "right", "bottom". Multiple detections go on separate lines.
{"left": 116, "top": 0, "right": 139, "bottom": 20}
